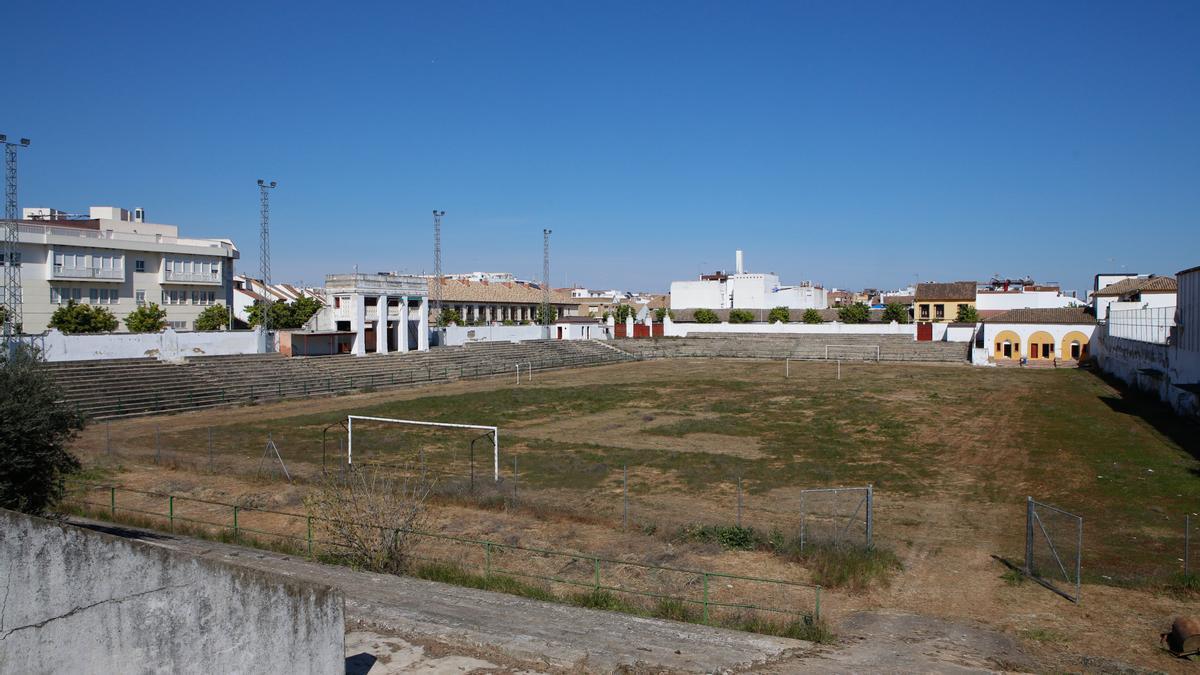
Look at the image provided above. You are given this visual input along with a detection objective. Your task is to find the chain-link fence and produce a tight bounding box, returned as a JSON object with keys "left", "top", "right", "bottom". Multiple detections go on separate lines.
{"left": 799, "top": 486, "right": 873, "bottom": 551}
{"left": 1025, "top": 497, "right": 1083, "bottom": 603}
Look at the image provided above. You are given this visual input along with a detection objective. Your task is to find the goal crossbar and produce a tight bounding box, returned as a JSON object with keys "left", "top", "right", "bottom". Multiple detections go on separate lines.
{"left": 347, "top": 415, "right": 500, "bottom": 481}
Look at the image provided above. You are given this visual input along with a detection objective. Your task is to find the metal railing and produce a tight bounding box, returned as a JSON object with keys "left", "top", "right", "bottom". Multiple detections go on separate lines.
{"left": 67, "top": 486, "right": 822, "bottom": 625}
{"left": 164, "top": 269, "right": 221, "bottom": 283}
{"left": 1106, "top": 306, "right": 1175, "bottom": 344}
{"left": 52, "top": 265, "right": 124, "bottom": 280}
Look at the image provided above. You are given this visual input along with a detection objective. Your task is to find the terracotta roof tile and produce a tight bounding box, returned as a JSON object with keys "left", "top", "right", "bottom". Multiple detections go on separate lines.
{"left": 915, "top": 281, "right": 977, "bottom": 301}
{"left": 1092, "top": 276, "right": 1177, "bottom": 297}
{"left": 982, "top": 307, "right": 1097, "bottom": 325}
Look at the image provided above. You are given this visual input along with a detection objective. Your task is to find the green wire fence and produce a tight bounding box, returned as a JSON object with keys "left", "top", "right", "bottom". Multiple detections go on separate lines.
{"left": 69, "top": 485, "right": 821, "bottom": 625}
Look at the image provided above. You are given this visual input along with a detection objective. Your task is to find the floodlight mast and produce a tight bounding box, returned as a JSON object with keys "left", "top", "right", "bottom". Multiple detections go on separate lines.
{"left": 542, "top": 229, "right": 551, "bottom": 332}
{"left": 1, "top": 134, "right": 30, "bottom": 343}
{"left": 432, "top": 210, "right": 445, "bottom": 332}
{"left": 257, "top": 179, "right": 277, "bottom": 336}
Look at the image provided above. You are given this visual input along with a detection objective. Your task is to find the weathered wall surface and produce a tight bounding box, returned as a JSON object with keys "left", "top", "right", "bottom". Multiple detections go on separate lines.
{"left": 38, "top": 327, "right": 264, "bottom": 362}
{"left": 0, "top": 510, "right": 344, "bottom": 675}
{"left": 1094, "top": 333, "right": 1199, "bottom": 419}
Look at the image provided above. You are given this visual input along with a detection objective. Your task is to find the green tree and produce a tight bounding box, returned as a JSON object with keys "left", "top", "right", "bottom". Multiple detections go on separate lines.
{"left": 882, "top": 302, "right": 910, "bottom": 324}
{"left": 768, "top": 306, "right": 791, "bottom": 323}
{"left": 535, "top": 305, "right": 558, "bottom": 324}
{"left": 291, "top": 296, "right": 322, "bottom": 325}
{"left": 248, "top": 296, "right": 324, "bottom": 330}
{"left": 653, "top": 307, "right": 674, "bottom": 322}
{"left": 955, "top": 304, "right": 979, "bottom": 323}
{"left": 613, "top": 304, "right": 635, "bottom": 323}
{"left": 728, "top": 309, "right": 755, "bottom": 324}
{"left": 693, "top": 308, "right": 720, "bottom": 323}
{"left": 194, "top": 304, "right": 230, "bottom": 331}
{"left": 124, "top": 303, "right": 169, "bottom": 333}
{"left": 48, "top": 300, "right": 118, "bottom": 334}
{"left": 837, "top": 302, "right": 871, "bottom": 324}
{"left": 802, "top": 308, "right": 824, "bottom": 324}
{"left": 436, "top": 308, "right": 462, "bottom": 327}
{"left": 0, "top": 346, "right": 84, "bottom": 514}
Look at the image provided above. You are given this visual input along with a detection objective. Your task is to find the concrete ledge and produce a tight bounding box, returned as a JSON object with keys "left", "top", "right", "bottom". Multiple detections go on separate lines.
{"left": 0, "top": 510, "right": 344, "bottom": 675}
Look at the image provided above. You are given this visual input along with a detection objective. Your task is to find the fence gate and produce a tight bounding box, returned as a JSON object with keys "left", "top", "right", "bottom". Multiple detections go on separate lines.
{"left": 1025, "top": 497, "right": 1083, "bottom": 603}
{"left": 799, "top": 485, "right": 873, "bottom": 551}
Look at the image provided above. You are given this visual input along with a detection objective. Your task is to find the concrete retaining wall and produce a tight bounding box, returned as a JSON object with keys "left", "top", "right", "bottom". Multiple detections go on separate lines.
{"left": 1094, "top": 333, "right": 1200, "bottom": 419}
{"left": 663, "top": 319, "right": 916, "bottom": 338}
{"left": 39, "top": 328, "right": 264, "bottom": 362}
{"left": 0, "top": 510, "right": 344, "bottom": 674}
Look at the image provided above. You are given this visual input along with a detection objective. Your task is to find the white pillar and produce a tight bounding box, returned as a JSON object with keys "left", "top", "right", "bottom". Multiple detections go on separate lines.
{"left": 398, "top": 296, "right": 410, "bottom": 352}
{"left": 418, "top": 296, "right": 430, "bottom": 351}
{"left": 662, "top": 311, "right": 674, "bottom": 336}
{"left": 625, "top": 314, "right": 635, "bottom": 336}
{"left": 352, "top": 294, "right": 366, "bottom": 356}
{"left": 375, "top": 294, "right": 389, "bottom": 354}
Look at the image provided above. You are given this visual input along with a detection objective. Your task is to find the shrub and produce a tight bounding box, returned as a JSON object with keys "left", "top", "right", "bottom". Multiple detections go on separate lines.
{"left": 194, "top": 304, "right": 230, "bottom": 331}
{"left": 683, "top": 524, "right": 760, "bottom": 550}
{"left": 654, "top": 307, "right": 674, "bottom": 322}
{"left": 955, "top": 304, "right": 979, "bottom": 323}
{"left": 535, "top": 305, "right": 557, "bottom": 324}
{"left": 728, "top": 309, "right": 755, "bottom": 324}
{"left": 882, "top": 302, "right": 909, "bottom": 324}
{"left": 613, "top": 304, "right": 635, "bottom": 323}
{"left": 48, "top": 300, "right": 118, "bottom": 334}
{"left": 802, "top": 308, "right": 823, "bottom": 324}
{"left": 304, "top": 465, "right": 432, "bottom": 574}
{"left": 693, "top": 308, "right": 719, "bottom": 323}
{"left": 437, "top": 308, "right": 462, "bottom": 327}
{"left": 768, "top": 307, "right": 791, "bottom": 323}
{"left": 124, "top": 303, "right": 169, "bottom": 333}
{"left": 837, "top": 302, "right": 870, "bottom": 324}
{"left": 0, "top": 346, "right": 84, "bottom": 514}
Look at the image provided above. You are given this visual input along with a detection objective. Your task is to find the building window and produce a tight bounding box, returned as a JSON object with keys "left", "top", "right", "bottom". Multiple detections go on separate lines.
{"left": 919, "top": 304, "right": 930, "bottom": 320}
{"left": 136, "top": 289, "right": 146, "bottom": 306}
{"left": 51, "top": 287, "right": 82, "bottom": 305}
{"left": 167, "top": 320, "right": 187, "bottom": 330}
{"left": 934, "top": 304, "right": 945, "bottom": 319}
{"left": 135, "top": 260, "right": 146, "bottom": 273}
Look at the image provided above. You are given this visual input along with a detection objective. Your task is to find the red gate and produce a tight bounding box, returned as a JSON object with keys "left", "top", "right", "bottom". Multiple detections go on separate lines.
{"left": 916, "top": 322, "right": 933, "bottom": 341}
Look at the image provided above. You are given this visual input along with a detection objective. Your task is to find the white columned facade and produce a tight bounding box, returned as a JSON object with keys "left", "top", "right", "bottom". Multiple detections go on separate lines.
{"left": 398, "top": 296, "right": 410, "bottom": 352}
{"left": 375, "top": 294, "right": 389, "bottom": 354}
{"left": 352, "top": 295, "right": 367, "bottom": 356}
{"left": 418, "top": 297, "right": 430, "bottom": 350}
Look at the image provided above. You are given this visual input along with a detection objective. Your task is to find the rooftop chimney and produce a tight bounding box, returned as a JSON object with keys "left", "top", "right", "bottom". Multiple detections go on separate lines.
{"left": 735, "top": 250, "right": 744, "bottom": 275}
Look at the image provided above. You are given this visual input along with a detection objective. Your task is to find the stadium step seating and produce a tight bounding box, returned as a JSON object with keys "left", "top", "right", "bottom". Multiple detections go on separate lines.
{"left": 608, "top": 333, "right": 970, "bottom": 363}
{"left": 46, "top": 339, "right": 635, "bottom": 420}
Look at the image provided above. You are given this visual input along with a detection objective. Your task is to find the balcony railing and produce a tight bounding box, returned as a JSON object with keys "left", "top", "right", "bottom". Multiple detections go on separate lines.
{"left": 19, "top": 221, "right": 235, "bottom": 253}
{"left": 52, "top": 265, "right": 125, "bottom": 281}
{"left": 164, "top": 269, "right": 222, "bottom": 284}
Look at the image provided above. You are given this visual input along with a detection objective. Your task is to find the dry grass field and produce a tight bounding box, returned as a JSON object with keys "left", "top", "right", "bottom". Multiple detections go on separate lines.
{"left": 67, "top": 358, "right": 1200, "bottom": 671}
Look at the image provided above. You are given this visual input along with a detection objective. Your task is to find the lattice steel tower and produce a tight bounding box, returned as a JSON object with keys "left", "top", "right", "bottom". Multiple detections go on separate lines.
{"left": 542, "top": 229, "right": 552, "bottom": 326}
{"left": 432, "top": 210, "right": 445, "bottom": 324}
{"left": 1, "top": 135, "right": 30, "bottom": 339}
{"left": 257, "top": 179, "right": 277, "bottom": 332}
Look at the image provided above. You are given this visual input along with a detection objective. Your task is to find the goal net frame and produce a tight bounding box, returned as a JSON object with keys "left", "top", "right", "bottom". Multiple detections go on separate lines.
{"left": 346, "top": 415, "right": 500, "bottom": 482}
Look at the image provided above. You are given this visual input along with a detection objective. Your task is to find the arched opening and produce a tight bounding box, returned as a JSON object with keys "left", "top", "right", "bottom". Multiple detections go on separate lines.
{"left": 994, "top": 330, "right": 1021, "bottom": 361}
{"left": 1028, "top": 331, "right": 1056, "bottom": 360}
{"left": 1061, "top": 331, "right": 1091, "bottom": 361}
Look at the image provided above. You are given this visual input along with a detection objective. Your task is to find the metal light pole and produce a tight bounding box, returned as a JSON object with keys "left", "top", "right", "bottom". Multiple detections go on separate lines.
{"left": 257, "top": 179, "right": 277, "bottom": 337}
{"left": 542, "top": 229, "right": 552, "bottom": 333}
{"left": 432, "top": 210, "right": 445, "bottom": 332}
{"left": 1, "top": 134, "right": 30, "bottom": 343}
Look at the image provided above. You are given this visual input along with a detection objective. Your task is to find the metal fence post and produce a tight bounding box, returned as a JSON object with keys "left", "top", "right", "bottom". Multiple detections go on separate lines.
{"left": 307, "top": 515, "right": 314, "bottom": 559}
{"left": 110, "top": 487, "right": 116, "bottom": 519}
{"left": 485, "top": 542, "right": 492, "bottom": 577}
{"left": 866, "top": 483, "right": 874, "bottom": 549}
{"left": 593, "top": 557, "right": 600, "bottom": 592}
{"left": 513, "top": 455, "right": 518, "bottom": 507}
{"left": 702, "top": 573, "right": 709, "bottom": 624}
{"left": 1024, "top": 497, "right": 1034, "bottom": 575}
{"left": 233, "top": 505, "right": 240, "bottom": 539}
{"left": 737, "top": 477, "right": 743, "bottom": 528}
{"left": 169, "top": 495, "right": 175, "bottom": 531}
{"left": 785, "top": 358, "right": 789, "bottom": 379}
{"left": 1075, "top": 515, "right": 1083, "bottom": 604}
{"left": 623, "top": 465, "right": 629, "bottom": 531}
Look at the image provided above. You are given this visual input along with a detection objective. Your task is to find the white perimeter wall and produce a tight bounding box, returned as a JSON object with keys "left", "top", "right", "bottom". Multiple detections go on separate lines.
{"left": 442, "top": 323, "right": 610, "bottom": 346}
{"left": 40, "top": 328, "right": 263, "bottom": 362}
{"left": 976, "top": 290, "right": 1082, "bottom": 311}
{"left": 664, "top": 321, "right": 915, "bottom": 337}
{"left": 977, "top": 323, "right": 1097, "bottom": 360}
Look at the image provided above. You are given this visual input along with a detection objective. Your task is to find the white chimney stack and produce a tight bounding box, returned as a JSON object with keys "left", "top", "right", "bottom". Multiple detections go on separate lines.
{"left": 735, "top": 250, "right": 744, "bottom": 275}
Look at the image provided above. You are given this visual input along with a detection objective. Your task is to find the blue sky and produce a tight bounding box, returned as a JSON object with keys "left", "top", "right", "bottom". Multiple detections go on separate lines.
{"left": 9, "top": 1, "right": 1199, "bottom": 294}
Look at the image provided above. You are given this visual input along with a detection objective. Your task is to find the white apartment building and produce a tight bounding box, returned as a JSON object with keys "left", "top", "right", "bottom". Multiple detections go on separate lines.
{"left": 669, "top": 249, "right": 829, "bottom": 311}
{"left": 15, "top": 206, "right": 238, "bottom": 332}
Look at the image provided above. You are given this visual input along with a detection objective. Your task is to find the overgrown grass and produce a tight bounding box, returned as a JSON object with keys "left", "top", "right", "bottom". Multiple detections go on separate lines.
{"left": 782, "top": 542, "right": 902, "bottom": 592}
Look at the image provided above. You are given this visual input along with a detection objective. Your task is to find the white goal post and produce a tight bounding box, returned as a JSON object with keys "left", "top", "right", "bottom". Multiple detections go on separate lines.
{"left": 824, "top": 344, "right": 880, "bottom": 362}
{"left": 346, "top": 415, "right": 501, "bottom": 482}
